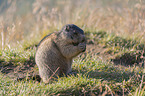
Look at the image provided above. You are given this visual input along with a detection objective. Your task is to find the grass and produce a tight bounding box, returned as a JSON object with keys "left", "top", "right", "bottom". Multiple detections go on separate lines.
{"left": 0, "top": 48, "right": 35, "bottom": 67}
{"left": 85, "top": 30, "right": 145, "bottom": 68}
{"left": 0, "top": 30, "right": 145, "bottom": 95}
{"left": 0, "top": 54, "right": 144, "bottom": 95}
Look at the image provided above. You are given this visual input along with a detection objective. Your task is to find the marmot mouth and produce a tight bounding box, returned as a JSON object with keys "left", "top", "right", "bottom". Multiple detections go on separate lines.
{"left": 72, "top": 42, "right": 79, "bottom": 46}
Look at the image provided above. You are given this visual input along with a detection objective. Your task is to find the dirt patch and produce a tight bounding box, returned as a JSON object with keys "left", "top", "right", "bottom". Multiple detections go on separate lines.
{"left": 0, "top": 55, "right": 38, "bottom": 80}
{"left": 112, "top": 52, "right": 144, "bottom": 67}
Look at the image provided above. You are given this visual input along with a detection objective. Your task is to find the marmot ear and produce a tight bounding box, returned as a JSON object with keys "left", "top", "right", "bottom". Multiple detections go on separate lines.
{"left": 65, "top": 25, "right": 70, "bottom": 32}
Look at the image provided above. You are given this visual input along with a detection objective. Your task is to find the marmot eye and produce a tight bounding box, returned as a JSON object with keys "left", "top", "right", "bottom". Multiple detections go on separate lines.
{"left": 71, "top": 36, "right": 73, "bottom": 39}
{"left": 82, "top": 39, "right": 85, "bottom": 42}
{"left": 74, "top": 31, "right": 78, "bottom": 35}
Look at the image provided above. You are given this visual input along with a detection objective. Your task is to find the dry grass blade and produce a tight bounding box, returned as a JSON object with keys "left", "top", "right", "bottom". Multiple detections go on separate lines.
{"left": 105, "top": 84, "right": 113, "bottom": 96}
{"left": 46, "top": 67, "right": 60, "bottom": 83}
{"left": 138, "top": 74, "right": 144, "bottom": 96}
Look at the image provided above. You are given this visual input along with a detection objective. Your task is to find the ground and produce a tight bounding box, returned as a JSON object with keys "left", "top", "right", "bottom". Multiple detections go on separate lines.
{"left": 0, "top": 31, "right": 145, "bottom": 95}
{"left": 1, "top": 42, "right": 109, "bottom": 81}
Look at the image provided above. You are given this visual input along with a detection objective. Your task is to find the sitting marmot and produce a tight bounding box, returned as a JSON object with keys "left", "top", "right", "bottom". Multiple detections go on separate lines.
{"left": 35, "top": 24, "right": 86, "bottom": 83}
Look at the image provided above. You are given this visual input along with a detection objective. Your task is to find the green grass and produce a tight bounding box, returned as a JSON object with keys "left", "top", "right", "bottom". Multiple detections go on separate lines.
{"left": 86, "top": 30, "right": 145, "bottom": 65}
{"left": 86, "top": 30, "right": 144, "bottom": 52}
{"left": 0, "top": 58, "right": 144, "bottom": 95}
{"left": 0, "top": 48, "right": 35, "bottom": 67}
{"left": 0, "top": 32, "right": 145, "bottom": 95}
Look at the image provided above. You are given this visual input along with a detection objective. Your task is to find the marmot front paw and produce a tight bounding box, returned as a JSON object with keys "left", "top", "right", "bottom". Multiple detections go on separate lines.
{"left": 78, "top": 43, "right": 86, "bottom": 52}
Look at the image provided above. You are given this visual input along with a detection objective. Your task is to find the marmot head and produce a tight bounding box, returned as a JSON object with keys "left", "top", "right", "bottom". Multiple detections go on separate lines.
{"left": 61, "top": 24, "right": 86, "bottom": 46}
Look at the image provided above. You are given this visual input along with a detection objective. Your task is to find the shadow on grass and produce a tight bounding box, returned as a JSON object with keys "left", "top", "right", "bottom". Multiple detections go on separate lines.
{"left": 76, "top": 68, "right": 134, "bottom": 83}
{"left": 111, "top": 52, "right": 144, "bottom": 67}
{"left": 0, "top": 60, "right": 16, "bottom": 74}
{"left": 0, "top": 55, "right": 37, "bottom": 80}
{"left": 73, "top": 66, "right": 142, "bottom": 95}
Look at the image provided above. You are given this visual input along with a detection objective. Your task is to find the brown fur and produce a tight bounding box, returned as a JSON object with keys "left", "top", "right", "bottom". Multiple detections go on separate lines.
{"left": 35, "top": 24, "right": 86, "bottom": 83}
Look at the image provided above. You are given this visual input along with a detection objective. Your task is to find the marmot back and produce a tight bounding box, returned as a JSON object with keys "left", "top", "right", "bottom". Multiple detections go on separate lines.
{"left": 35, "top": 24, "right": 86, "bottom": 83}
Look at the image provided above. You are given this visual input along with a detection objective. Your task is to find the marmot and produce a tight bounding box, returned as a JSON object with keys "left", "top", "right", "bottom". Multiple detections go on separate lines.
{"left": 35, "top": 24, "right": 86, "bottom": 83}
